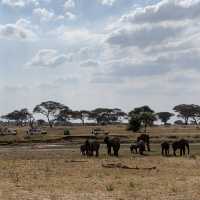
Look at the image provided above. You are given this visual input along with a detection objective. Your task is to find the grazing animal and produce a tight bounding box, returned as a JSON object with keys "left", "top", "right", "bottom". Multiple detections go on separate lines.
{"left": 137, "top": 140, "right": 145, "bottom": 155}
{"left": 104, "top": 136, "right": 120, "bottom": 157}
{"left": 80, "top": 144, "right": 87, "bottom": 155}
{"left": 137, "top": 134, "right": 150, "bottom": 151}
{"left": 161, "top": 141, "right": 170, "bottom": 156}
{"left": 130, "top": 144, "right": 138, "bottom": 154}
{"left": 172, "top": 139, "right": 190, "bottom": 156}
{"left": 84, "top": 139, "right": 100, "bottom": 157}
{"left": 130, "top": 140, "right": 145, "bottom": 155}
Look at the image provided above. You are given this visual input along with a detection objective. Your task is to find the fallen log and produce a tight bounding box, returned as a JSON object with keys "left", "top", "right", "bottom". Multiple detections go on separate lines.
{"left": 102, "top": 163, "right": 156, "bottom": 170}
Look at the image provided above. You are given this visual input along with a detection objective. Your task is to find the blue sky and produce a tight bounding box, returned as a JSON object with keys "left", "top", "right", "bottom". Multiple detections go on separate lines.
{"left": 0, "top": 0, "right": 200, "bottom": 115}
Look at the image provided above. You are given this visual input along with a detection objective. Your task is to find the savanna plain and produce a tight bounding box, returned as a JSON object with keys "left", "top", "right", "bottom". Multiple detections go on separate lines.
{"left": 0, "top": 125, "right": 200, "bottom": 200}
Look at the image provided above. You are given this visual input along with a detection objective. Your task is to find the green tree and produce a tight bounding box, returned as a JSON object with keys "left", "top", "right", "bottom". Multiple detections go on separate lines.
{"left": 33, "top": 101, "right": 68, "bottom": 127}
{"left": 157, "top": 112, "right": 174, "bottom": 125}
{"left": 129, "top": 106, "right": 156, "bottom": 133}
{"left": 128, "top": 114, "right": 141, "bottom": 132}
{"left": 173, "top": 104, "right": 200, "bottom": 125}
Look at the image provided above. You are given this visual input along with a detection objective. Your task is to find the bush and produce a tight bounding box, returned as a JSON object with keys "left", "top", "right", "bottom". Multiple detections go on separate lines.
{"left": 64, "top": 128, "right": 70, "bottom": 135}
{"left": 128, "top": 115, "right": 141, "bottom": 132}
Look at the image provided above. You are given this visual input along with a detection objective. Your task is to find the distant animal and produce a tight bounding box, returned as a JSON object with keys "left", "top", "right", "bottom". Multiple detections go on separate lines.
{"left": 80, "top": 144, "right": 87, "bottom": 156}
{"left": 137, "top": 134, "right": 150, "bottom": 151}
{"left": 161, "top": 141, "right": 170, "bottom": 156}
{"left": 83, "top": 139, "right": 100, "bottom": 157}
{"left": 104, "top": 136, "right": 120, "bottom": 157}
{"left": 172, "top": 139, "right": 190, "bottom": 156}
{"left": 137, "top": 140, "right": 146, "bottom": 155}
{"left": 130, "top": 140, "right": 145, "bottom": 155}
{"left": 130, "top": 144, "right": 138, "bottom": 154}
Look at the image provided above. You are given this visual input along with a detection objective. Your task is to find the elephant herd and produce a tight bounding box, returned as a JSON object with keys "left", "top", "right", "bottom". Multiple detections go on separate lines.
{"left": 80, "top": 134, "right": 190, "bottom": 157}
{"left": 161, "top": 139, "right": 190, "bottom": 156}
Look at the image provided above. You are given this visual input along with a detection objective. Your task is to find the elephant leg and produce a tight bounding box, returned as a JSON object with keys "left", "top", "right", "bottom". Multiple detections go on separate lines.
{"left": 114, "top": 150, "right": 118, "bottom": 157}
{"left": 162, "top": 148, "right": 164, "bottom": 156}
{"left": 173, "top": 148, "right": 176, "bottom": 156}
{"left": 180, "top": 148, "right": 182, "bottom": 156}
{"left": 107, "top": 146, "right": 111, "bottom": 156}
{"left": 165, "top": 149, "right": 167, "bottom": 156}
{"left": 96, "top": 150, "right": 99, "bottom": 157}
{"left": 183, "top": 147, "right": 185, "bottom": 155}
{"left": 147, "top": 143, "right": 150, "bottom": 151}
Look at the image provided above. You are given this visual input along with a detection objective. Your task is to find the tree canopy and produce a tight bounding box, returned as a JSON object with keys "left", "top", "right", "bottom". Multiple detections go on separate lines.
{"left": 33, "top": 101, "right": 69, "bottom": 127}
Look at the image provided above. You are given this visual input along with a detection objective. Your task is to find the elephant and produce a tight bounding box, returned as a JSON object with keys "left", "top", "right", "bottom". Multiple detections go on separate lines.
{"left": 172, "top": 139, "right": 190, "bottom": 156}
{"left": 104, "top": 136, "right": 120, "bottom": 157}
{"left": 130, "top": 140, "right": 145, "bottom": 155}
{"left": 80, "top": 144, "right": 87, "bottom": 156}
{"left": 130, "top": 144, "right": 138, "bottom": 154}
{"left": 137, "top": 134, "right": 150, "bottom": 151}
{"left": 161, "top": 141, "right": 170, "bottom": 156}
{"left": 81, "top": 139, "right": 100, "bottom": 157}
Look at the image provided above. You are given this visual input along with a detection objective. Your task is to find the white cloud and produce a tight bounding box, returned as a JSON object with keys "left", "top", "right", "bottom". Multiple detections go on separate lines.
{"left": 65, "top": 12, "right": 76, "bottom": 20}
{"left": 1, "top": 0, "right": 39, "bottom": 8}
{"left": 120, "top": 0, "right": 200, "bottom": 24}
{"left": 0, "top": 18, "right": 37, "bottom": 40}
{"left": 26, "top": 49, "right": 68, "bottom": 68}
{"left": 98, "top": 0, "right": 116, "bottom": 6}
{"left": 107, "top": 23, "right": 186, "bottom": 48}
{"left": 64, "top": 0, "right": 75, "bottom": 10}
{"left": 33, "top": 8, "right": 55, "bottom": 21}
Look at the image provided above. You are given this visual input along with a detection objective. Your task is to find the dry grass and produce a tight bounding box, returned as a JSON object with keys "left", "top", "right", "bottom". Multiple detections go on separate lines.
{"left": 0, "top": 125, "right": 200, "bottom": 199}
{"left": 0, "top": 147, "right": 199, "bottom": 200}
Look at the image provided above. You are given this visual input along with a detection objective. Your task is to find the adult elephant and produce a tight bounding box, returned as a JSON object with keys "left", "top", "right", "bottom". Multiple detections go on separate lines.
{"left": 81, "top": 139, "right": 100, "bottom": 157}
{"left": 104, "top": 136, "right": 120, "bottom": 157}
{"left": 172, "top": 139, "right": 190, "bottom": 156}
{"left": 137, "top": 134, "right": 150, "bottom": 151}
{"left": 161, "top": 141, "right": 170, "bottom": 156}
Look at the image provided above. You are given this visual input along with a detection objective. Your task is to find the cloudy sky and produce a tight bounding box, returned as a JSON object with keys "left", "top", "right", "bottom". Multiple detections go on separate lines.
{"left": 0, "top": 0, "right": 200, "bottom": 115}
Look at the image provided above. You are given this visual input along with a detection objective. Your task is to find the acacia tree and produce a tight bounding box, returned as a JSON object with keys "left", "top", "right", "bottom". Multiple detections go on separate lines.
{"left": 71, "top": 110, "right": 91, "bottom": 126}
{"left": 2, "top": 108, "right": 33, "bottom": 126}
{"left": 33, "top": 101, "right": 68, "bottom": 127}
{"left": 90, "top": 108, "right": 127, "bottom": 125}
{"left": 156, "top": 112, "right": 174, "bottom": 125}
{"left": 173, "top": 104, "right": 200, "bottom": 125}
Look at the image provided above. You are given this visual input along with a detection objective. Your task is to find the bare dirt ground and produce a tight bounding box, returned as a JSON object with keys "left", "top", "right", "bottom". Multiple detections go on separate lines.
{"left": 0, "top": 125, "right": 199, "bottom": 200}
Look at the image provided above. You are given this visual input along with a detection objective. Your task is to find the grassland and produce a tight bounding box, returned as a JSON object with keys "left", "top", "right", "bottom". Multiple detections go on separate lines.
{"left": 0, "top": 125, "right": 199, "bottom": 200}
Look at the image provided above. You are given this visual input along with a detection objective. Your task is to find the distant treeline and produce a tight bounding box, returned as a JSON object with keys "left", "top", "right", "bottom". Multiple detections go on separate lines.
{"left": 1, "top": 101, "right": 200, "bottom": 130}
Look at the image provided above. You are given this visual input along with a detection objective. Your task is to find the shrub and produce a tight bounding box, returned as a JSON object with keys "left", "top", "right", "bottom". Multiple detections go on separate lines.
{"left": 64, "top": 128, "right": 70, "bottom": 135}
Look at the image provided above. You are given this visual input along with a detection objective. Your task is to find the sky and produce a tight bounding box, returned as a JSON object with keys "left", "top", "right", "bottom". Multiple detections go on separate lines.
{"left": 0, "top": 0, "right": 200, "bottom": 115}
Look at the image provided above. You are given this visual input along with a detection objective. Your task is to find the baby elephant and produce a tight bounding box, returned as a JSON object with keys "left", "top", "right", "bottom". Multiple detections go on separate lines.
{"left": 130, "top": 140, "right": 145, "bottom": 155}
{"left": 161, "top": 141, "right": 170, "bottom": 156}
{"left": 80, "top": 144, "right": 87, "bottom": 156}
{"left": 130, "top": 144, "right": 138, "bottom": 154}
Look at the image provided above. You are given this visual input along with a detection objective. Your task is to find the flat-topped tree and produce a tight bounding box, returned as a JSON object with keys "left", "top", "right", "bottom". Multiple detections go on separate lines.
{"left": 90, "top": 108, "right": 127, "bottom": 125}
{"left": 173, "top": 104, "right": 200, "bottom": 125}
{"left": 33, "top": 101, "right": 68, "bottom": 128}
{"left": 71, "top": 110, "right": 91, "bottom": 126}
{"left": 2, "top": 108, "right": 33, "bottom": 126}
{"left": 156, "top": 112, "right": 174, "bottom": 125}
